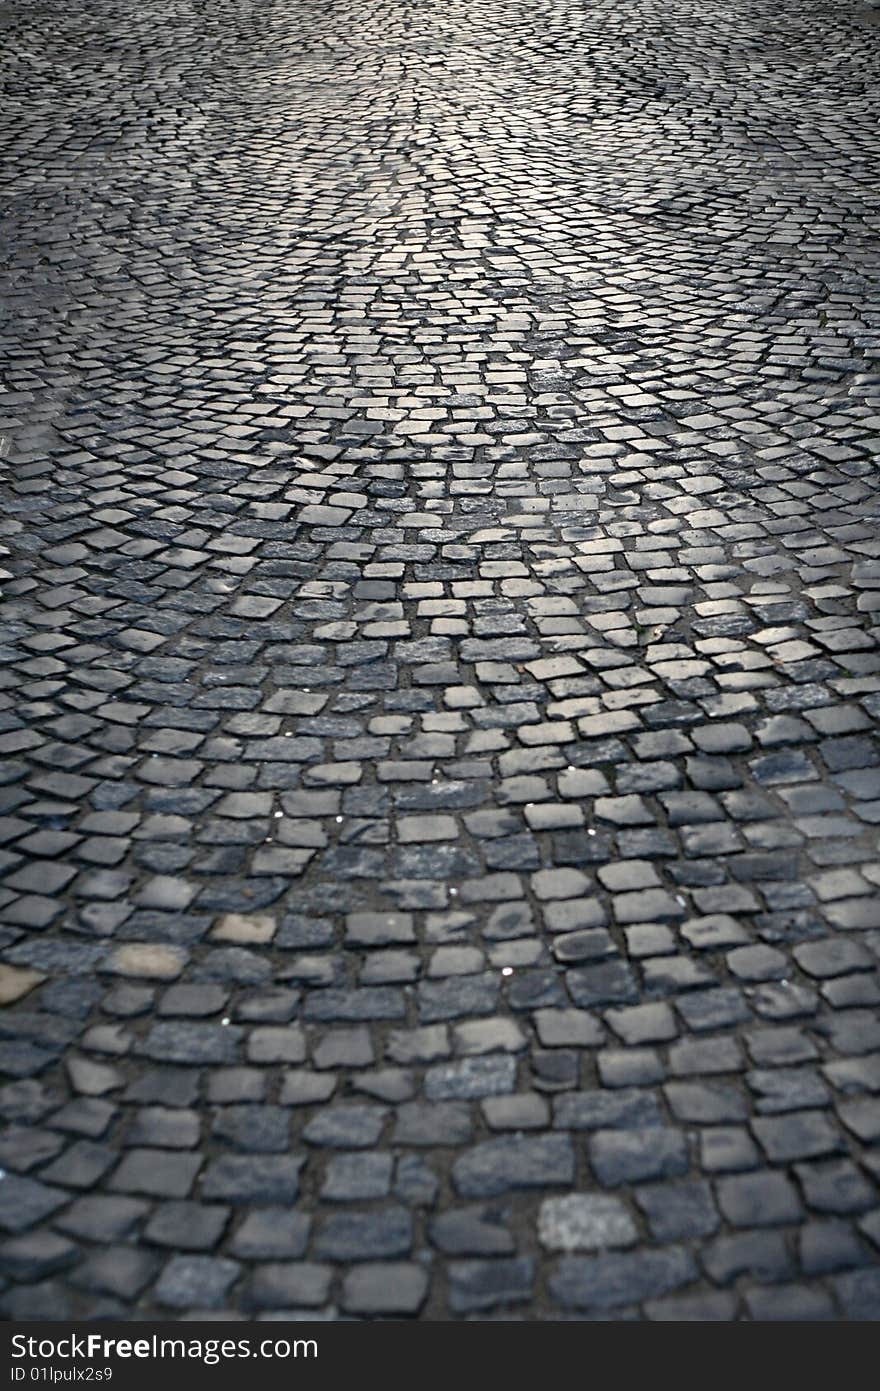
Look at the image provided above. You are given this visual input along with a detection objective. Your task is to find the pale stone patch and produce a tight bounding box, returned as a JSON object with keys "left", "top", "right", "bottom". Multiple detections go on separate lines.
{"left": 211, "top": 913, "right": 276, "bottom": 944}
{"left": 538, "top": 1193, "right": 638, "bottom": 1251}
{"left": 105, "top": 943, "right": 186, "bottom": 980}
{"left": 0, "top": 963, "right": 45, "bottom": 1005}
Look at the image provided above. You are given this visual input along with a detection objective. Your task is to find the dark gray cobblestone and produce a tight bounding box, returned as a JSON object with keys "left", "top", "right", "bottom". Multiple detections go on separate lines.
{"left": 0, "top": 0, "right": 879, "bottom": 1321}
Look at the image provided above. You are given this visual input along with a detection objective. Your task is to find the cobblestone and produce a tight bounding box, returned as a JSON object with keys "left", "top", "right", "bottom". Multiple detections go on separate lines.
{"left": 0, "top": 0, "right": 878, "bottom": 1322}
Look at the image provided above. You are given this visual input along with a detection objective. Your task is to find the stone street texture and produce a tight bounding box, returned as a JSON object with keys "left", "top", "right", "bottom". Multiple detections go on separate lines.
{"left": 0, "top": 0, "right": 879, "bottom": 1324}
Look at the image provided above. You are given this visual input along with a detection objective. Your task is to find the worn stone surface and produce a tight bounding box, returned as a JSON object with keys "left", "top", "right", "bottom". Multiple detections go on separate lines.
{"left": 0, "top": 0, "right": 878, "bottom": 1322}
{"left": 538, "top": 1194, "right": 638, "bottom": 1251}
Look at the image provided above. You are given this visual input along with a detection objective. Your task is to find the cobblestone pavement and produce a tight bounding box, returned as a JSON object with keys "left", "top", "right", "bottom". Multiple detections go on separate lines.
{"left": 0, "top": 0, "right": 879, "bottom": 1323}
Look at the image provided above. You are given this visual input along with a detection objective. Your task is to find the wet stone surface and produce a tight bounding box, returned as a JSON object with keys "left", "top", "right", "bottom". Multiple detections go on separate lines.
{"left": 0, "top": 0, "right": 879, "bottom": 1321}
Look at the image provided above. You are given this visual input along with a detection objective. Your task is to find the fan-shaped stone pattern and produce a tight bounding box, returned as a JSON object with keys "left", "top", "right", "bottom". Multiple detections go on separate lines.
{"left": 0, "top": 0, "right": 879, "bottom": 1322}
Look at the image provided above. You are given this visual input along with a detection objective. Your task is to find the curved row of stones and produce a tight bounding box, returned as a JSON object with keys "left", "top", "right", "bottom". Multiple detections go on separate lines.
{"left": 0, "top": 0, "right": 879, "bottom": 1320}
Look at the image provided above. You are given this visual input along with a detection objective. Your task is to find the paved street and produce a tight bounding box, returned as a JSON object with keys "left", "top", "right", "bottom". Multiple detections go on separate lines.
{"left": 1, "top": 0, "right": 879, "bottom": 1321}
